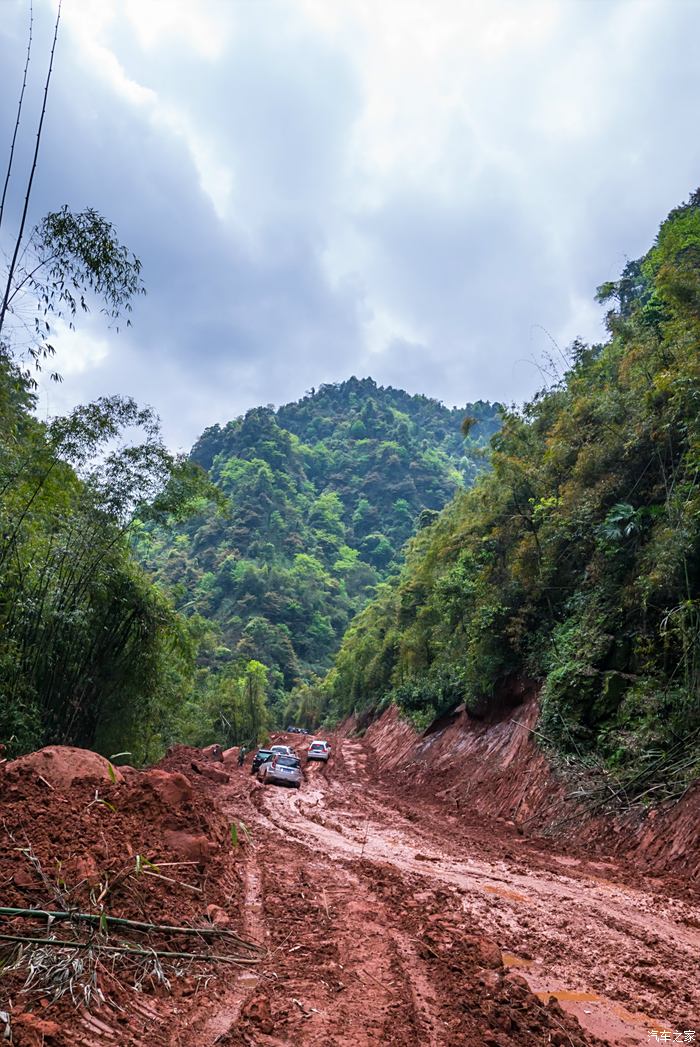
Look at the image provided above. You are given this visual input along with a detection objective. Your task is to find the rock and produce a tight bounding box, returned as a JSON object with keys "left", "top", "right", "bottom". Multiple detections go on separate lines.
{"left": 163, "top": 830, "right": 215, "bottom": 864}
{"left": 222, "top": 746, "right": 239, "bottom": 767}
{"left": 464, "top": 935, "right": 503, "bottom": 969}
{"left": 5, "top": 746, "right": 123, "bottom": 791}
{"left": 477, "top": 938, "right": 503, "bottom": 969}
{"left": 206, "top": 903, "right": 230, "bottom": 927}
{"left": 200, "top": 765, "right": 230, "bottom": 785}
{"left": 191, "top": 761, "right": 229, "bottom": 785}
{"left": 502, "top": 972, "right": 530, "bottom": 999}
{"left": 201, "top": 744, "right": 224, "bottom": 762}
{"left": 140, "top": 769, "right": 193, "bottom": 806}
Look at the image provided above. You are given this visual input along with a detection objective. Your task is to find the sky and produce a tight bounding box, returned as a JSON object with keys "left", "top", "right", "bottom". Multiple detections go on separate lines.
{"left": 0, "top": 0, "right": 699, "bottom": 450}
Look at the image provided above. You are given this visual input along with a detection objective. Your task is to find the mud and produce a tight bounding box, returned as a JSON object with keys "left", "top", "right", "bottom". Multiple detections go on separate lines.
{"left": 362, "top": 699, "right": 700, "bottom": 886}
{"left": 1, "top": 733, "right": 698, "bottom": 1045}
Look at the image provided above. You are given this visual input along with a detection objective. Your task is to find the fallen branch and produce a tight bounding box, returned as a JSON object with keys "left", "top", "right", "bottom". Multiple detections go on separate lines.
{"left": 0, "top": 908, "right": 263, "bottom": 952}
{"left": 141, "top": 869, "right": 202, "bottom": 892}
{"left": 509, "top": 718, "right": 553, "bottom": 745}
{"left": 410, "top": 936, "right": 441, "bottom": 959}
{"left": 0, "top": 933, "right": 260, "bottom": 966}
{"left": 360, "top": 967, "right": 395, "bottom": 995}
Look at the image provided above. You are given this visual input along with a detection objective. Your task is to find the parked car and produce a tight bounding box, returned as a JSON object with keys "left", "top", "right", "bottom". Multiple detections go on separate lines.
{"left": 307, "top": 740, "right": 331, "bottom": 762}
{"left": 250, "top": 748, "right": 274, "bottom": 775}
{"left": 259, "top": 754, "right": 302, "bottom": 788}
{"left": 270, "top": 744, "right": 295, "bottom": 757}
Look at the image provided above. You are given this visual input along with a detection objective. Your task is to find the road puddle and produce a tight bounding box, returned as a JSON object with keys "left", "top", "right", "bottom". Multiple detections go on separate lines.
{"left": 235, "top": 971, "right": 258, "bottom": 990}
{"left": 531, "top": 987, "right": 664, "bottom": 1043}
{"left": 536, "top": 990, "right": 601, "bottom": 1003}
{"left": 483, "top": 884, "right": 528, "bottom": 902}
{"left": 502, "top": 952, "right": 533, "bottom": 968}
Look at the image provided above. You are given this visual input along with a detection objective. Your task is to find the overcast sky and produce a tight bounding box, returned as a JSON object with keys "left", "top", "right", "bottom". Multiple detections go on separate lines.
{"left": 1, "top": 0, "right": 699, "bottom": 449}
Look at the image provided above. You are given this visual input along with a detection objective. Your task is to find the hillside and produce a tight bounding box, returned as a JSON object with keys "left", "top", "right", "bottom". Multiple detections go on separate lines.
{"left": 320, "top": 191, "right": 700, "bottom": 801}
{"left": 134, "top": 378, "right": 501, "bottom": 723}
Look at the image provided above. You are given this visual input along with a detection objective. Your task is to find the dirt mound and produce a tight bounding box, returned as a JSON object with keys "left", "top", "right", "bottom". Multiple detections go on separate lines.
{"left": 0, "top": 745, "right": 258, "bottom": 1047}
{"left": 3, "top": 745, "right": 124, "bottom": 790}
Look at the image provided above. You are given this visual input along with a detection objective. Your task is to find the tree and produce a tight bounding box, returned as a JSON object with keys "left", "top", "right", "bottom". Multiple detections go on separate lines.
{"left": 0, "top": 5, "right": 144, "bottom": 385}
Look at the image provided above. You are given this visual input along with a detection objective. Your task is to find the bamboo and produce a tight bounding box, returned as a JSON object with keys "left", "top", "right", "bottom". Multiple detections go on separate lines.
{"left": 0, "top": 2, "right": 33, "bottom": 236}
{"left": 0, "top": 933, "right": 260, "bottom": 966}
{"left": 0, "top": 908, "right": 262, "bottom": 952}
{"left": 0, "top": 2, "right": 62, "bottom": 338}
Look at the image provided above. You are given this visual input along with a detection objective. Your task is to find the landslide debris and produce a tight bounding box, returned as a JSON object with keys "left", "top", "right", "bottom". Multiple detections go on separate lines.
{"left": 0, "top": 744, "right": 257, "bottom": 1047}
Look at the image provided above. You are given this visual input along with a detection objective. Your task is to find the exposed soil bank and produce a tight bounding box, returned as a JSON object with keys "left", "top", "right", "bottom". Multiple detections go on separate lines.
{"left": 360, "top": 696, "right": 700, "bottom": 886}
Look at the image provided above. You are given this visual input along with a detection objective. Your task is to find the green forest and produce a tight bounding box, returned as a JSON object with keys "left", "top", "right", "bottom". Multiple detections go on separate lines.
{"left": 134, "top": 380, "right": 501, "bottom": 732}
{"left": 319, "top": 190, "right": 700, "bottom": 801}
{"left": 0, "top": 206, "right": 210, "bottom": 762}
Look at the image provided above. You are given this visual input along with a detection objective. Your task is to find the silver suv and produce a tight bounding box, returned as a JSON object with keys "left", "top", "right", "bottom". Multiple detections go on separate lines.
{"left": 307, "top": 740, "right": 331, "bottom": 762}
{"left": 259, "top": 754, "right": 302, "bottom": 788}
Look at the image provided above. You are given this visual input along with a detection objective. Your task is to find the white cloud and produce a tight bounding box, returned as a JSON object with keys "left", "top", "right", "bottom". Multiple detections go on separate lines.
{"left": 1, "top": 0, "right": 698, "bottom": 444}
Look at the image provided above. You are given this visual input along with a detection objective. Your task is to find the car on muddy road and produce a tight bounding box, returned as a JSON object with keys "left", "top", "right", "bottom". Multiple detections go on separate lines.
{"left": 306, "top": 740, "right": 331, "bottom": 762}
{"left": 250, "top": 748, "right": 274, "bottom": 775}
{"left": 270, "top": 744, "right": 296, "bottom": 758}
{"left": 258, "top": 754, "right": 302, "bottom": 788}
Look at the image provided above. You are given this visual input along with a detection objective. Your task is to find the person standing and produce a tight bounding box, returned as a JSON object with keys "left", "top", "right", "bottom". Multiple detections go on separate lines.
{"left": 237, "top": 745, "right": 247, "bottom": 767}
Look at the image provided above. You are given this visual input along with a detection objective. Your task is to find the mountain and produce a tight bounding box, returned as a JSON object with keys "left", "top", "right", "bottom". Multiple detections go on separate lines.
{"left": 134, "top": 378, "right": 501, "bottom": 716}
{"left": 319, "top": 191, "right": 700, "bottom": 802}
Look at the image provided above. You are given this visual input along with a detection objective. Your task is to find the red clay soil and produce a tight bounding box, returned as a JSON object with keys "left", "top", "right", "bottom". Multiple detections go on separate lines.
{"left": 361, "top": 695, "right": 700, "bottom": 886}
{"left": 1, "top": 730, "right": 699, "bottom": 1046}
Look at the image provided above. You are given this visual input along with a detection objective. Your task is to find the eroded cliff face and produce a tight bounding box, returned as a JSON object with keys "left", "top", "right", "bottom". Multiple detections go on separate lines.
{"left": 358, "top": 690, "right": 700, "bottom": 884}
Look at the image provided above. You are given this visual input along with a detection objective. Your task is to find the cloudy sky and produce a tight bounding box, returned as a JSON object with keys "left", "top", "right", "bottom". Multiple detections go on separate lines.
{"left": 1, "top": 0, "right": 699, "bottom": 449}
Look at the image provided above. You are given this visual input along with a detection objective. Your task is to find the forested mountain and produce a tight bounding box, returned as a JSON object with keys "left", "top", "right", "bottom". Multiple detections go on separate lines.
{"left": 134, "top": 379, "right": 501, "bottom": 721}
{"left": 318, "top": 191, "right": 700, "bottom": 800}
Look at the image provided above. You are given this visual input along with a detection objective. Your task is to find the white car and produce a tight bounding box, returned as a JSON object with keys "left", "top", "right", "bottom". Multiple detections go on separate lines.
{"left": 307, "top": 740, "right": 331, "bottom": 762}
{"left": 269, "top": 744, "right": 294, "bottom": 757}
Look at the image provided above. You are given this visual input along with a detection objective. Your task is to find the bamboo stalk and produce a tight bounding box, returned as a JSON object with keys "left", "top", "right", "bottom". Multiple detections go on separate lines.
{"left": 0, "top": 1, "right": 33, "bottom": 236}
{"left": 0, "top": 933, "right": 260, "bottom": 966}
{"left": 0, "top": 1, "right": 62, "bottom": 338}
{"left": 0, "top": 908, "right": 263, "bottom": 952}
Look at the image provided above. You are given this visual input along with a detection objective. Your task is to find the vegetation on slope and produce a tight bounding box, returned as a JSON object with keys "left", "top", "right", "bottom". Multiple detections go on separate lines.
{"left": 135, "top": 380, "right": 501, "bottom": 728}
{"left": 319, "top": 191, "right": 700, "bottom": 799}
{"left": 0, "top": 361, "right": 195, "bottom": 760}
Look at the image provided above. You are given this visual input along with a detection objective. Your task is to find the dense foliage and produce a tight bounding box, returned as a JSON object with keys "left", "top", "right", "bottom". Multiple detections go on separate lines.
{"left": 0, "top": 189, "right": 201, "bottom": 761}
{"left": 321, "top": 192, "right": 700, "bottom": 799}
{"left": 0, "top": 351, "right": 202, "bottom": 761}
{"left": 135, "top": 379, "right": 500, "bottom": 723}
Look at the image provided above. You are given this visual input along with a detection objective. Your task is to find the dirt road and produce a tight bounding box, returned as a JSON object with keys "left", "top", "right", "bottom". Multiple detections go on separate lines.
{"left": 180, "top": 734, "right": 700, "bottom": 1046}
{"left": 4, "top": 735, "right": 698, "bottom": 1046}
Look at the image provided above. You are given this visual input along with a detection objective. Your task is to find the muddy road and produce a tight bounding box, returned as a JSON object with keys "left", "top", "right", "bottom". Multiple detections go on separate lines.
{"left": 4, "top": 734, "right": 698, "bottom": 1046}
{"left": 182, "top": 733, "right": 699, "bottom": 1046}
